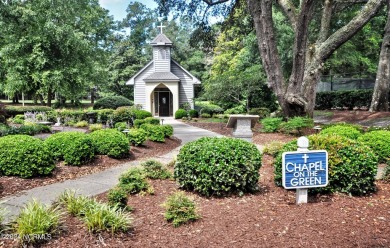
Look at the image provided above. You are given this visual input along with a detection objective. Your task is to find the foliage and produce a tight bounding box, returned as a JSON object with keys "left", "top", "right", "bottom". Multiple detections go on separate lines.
{"left": 5, "top": 106, "right": 53, "bottom": 117}
{"left": 188, "top": 109, "right": 199, "bottom": 118}
{"left": 358, "top": 130, "right": 390, "bottom": 163}
{"left": 140, "top": 124, "right": 165, "bottom": 142}
{"left": 263, "top": 141, "right": 286, "bottom": 156}
{"left": 224, "top": 105, "right": 246, "bottom": 114}
{"left": 273, "top": 135, "right": 378, "bottom": 195}
{"left": 96, "top": 109, "right": 114, "bottom": 123}
{"left": 175, "top": 109, "right": 188, "bottom": 119}
{"left": 118, "top": 167, "right": 149, "bottom": 194}
{"left": 315, "top": 90, "right": 374, "bottom": 110}
{"left": 321, "top": 122, "right": 364, "bottom": 133}
{"left": 133, "top": 109, "right": 152, "bottom": 120}
{"left": 89, "top": 124, "right": 103, "bottom": 132}
{"left": 93, "top": 96, "right": 133, "bottom": 110}
{"left": 261, "top": 117, "right": 283, "bottom": 133}
{"left": 279, "top": 117, "right": 314, "bottom": 135}
{"left": 44, "top": 132, "right": 95, "bottom": 166}
{"left": 89, "top": 129, "right": 130, "bottom": 158}
{"left": 74, "top": 121, "right": 89, "bottom": 128}
{"left": 141, "top": 160, "right": 172, "bottom": 180}
{"left": 57, "top": 190, "right": 92, "bottom": 216}
{"left": 0, "top": 124, "right": 51, "bottom": 137}
{"left": 161, "top": 191, "right": 200, "bottom": 227}
{"left": 112, "top": 106, "right": 134, "bottom": 124}
{"left": 196, "top": 102, "right": 224, "bottom": 115}
{"left": 133, "top": 119, "right": 145, "bottom": 128}
{"left": 144, "top": 117, "right": 160, "bottom": 125}
{"left": 115, "top": 122, "right": 128, "bottom": 132}
{"left": 0, "top": 135, "right": 55, "bottom": 178}
{"left": 175, "top": 137, "right": 262, "bottom": 196}
{"left": 107, "top": 187, "right": 129, "bottom": 210}
{"left": 248, "top": 107, "right": 270, "bottom": 119}
{"left": 161, "top": 125, "right": 174, "bottom": 137}
{"left": 320, "top": 125, "right": 362, "bottom": 140}
{"left": 14, "top": 199, "right": 63, "bottom": 245}
{"left": 127, "top": 128, "right": 147, "bottom": 146}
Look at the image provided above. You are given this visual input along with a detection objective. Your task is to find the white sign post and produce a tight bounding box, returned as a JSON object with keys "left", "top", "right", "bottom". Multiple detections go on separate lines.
{"left": 282, "top": 137, "right": 328, "bottom": 204}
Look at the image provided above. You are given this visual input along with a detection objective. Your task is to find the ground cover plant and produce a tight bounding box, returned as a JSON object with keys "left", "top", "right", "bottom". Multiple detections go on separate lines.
{"left": 175, "top": 137, "right": 262, "bottom": 196}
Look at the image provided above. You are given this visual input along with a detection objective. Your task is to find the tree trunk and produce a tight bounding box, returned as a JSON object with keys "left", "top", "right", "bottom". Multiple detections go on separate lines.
{"left": 370, "top": 0, "right": 390, "bottom": 112}
{"left": 47, "top": 89, "right": 53, "bottom": 107}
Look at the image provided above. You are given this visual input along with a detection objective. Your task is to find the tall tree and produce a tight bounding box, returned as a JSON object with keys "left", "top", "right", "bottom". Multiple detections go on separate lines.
{"left": 370, "top": 0, "right": 390, "bottom": 111}
{"left": 157, "top": 0, "right": 385, "bottom": 117}
{"left": 0, "top": 0, "right": 113, "bottom": 106}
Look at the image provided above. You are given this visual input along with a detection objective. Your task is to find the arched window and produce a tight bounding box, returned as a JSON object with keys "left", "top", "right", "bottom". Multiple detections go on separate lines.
{"left": 158, "top": 48, "right": 166, "bottom": 60}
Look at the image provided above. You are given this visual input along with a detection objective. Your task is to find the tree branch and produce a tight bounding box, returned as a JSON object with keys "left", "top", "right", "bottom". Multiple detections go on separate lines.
{"left": 203, "top": 0, "right": 230, "bottom": 6}
{"left": 317, "top": 0, "right": 333, "bottom": 44}
{"left": 318, "top": 0, "right": 385, "bottom": 61}
{"left": 276, "top": 0, "right": 298, "bottom": 28}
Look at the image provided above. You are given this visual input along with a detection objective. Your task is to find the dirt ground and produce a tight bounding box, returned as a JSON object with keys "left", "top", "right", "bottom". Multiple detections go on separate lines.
{"left": 1, "top": 111, "right": 390, "bottom": 247}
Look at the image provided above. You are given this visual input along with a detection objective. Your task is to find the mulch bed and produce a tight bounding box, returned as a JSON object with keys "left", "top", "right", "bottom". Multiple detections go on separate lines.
{"left": 0, "top": 137, "right": 181, "bottom": 198}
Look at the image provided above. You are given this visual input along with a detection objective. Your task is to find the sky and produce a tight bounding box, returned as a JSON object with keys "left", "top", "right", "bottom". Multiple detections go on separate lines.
{"left": 99, "top": 0, "right": 158, "bottom": 21}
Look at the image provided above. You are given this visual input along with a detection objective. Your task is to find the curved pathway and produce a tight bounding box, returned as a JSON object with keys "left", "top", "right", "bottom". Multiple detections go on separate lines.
{"left": 1, "top": 119, "right": 221, "bottom": 223}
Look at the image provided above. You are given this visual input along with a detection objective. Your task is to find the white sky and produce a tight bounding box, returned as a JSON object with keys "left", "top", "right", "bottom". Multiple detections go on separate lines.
{"left": 99, "top": 0, "right": 158, "bottom": 21}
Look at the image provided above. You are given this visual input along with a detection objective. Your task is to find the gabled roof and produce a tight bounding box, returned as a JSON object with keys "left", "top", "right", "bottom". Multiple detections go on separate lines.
{"left": 150, "top": 33, "right": 173, "bottom": 46}
{"left": 125, "top": 60, "right": 153, "bottom": 85}
{"left": 172, "top": 60, "right": 201, "bottom": 84}
{"left": 144, "top": 72, "right": 180, "bottom": 82}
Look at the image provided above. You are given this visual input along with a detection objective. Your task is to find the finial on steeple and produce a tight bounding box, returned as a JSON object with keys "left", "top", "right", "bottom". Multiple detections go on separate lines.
{"left": 157, "top": 22, "right": 166, "bottom": 34}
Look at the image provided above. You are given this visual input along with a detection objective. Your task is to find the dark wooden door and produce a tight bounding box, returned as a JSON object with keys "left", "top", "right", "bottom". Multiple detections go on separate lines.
{"left": 158, "top": 92, "right": 170, "bottom": 116}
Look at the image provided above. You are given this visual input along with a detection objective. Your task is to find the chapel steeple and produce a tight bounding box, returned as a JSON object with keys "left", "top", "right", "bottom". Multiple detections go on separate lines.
{"left": 150, "top": 22, "right": 172, "bottom": 72}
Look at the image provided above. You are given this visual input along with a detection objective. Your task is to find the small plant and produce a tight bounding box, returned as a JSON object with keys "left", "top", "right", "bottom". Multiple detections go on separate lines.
{"left": 320, "top": 125, "right": 362, "bottom": 140}
{"left": 261, "top": 117, "right": 283, "bottom": 133}
{"left": 118, "top": 167, "right": 149, "bottom": 194}
{"left": 14, "top": 199, "right": 63, "bottom": 244}
{"left": 175, "top": 109, "right": 188, "bottom": 119}
{"left": 279, "top": 117, "right": 314, "bottom": 135}
{"left": 188, "top": 109, "right": 199, "bottom": 118}
{"left": 200, "top": 113, "right": 211, "bottom": 118}
{"left": 144, "top": 117, "right": 160, "bottom": 125}
{"left": 161, "top": 125, "right": 174, "bottom": 137}
{"left": 115, "top": 122, "right": 127, "bottom": 131}
{"left": 127, "top": 128, "right": 147, "bottom": 146}
{"left": 107, "top": 187, "right": 130, "bottom": 210}
{"left": 74, "top": 120, "right": 89, "bottom": 127}
{"left": 89, "top": 123, "right": 103, "bottom": 132}
{"left": 263, "top": 141, "right": 286, "bottom": 156}
{"left": 57, "top": 190, "right": 94, "bottom": 216}
{"left": 89, "top": 129, "right": 130, "bottom": 158}
{"left": 133, "top": 119, "right": 145, "bottom": 128}
{"left": 162, "top": 191, "right": 200, "bottom": 227}
{"left": 133, "top": 109, "right": 152, "bottom": 120}
{"left": 142, "top": 160, "right": 172, "bottom": 179}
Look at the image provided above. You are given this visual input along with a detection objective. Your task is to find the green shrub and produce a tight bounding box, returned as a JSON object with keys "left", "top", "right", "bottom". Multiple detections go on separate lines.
{"left": 112, "top": 106, "right": 134, "bottom": 124}
{"left": 107, "top": 187, "right": 129, "bottom": 210}
{"left": 263, "top": 141, "right": 286, "bottom": 156}
{"left": 161, "top": 125, "right": 174, "bottom": 137}
{"left": 93, "top": 96, "right": 133, "bottom": 110}
{"left": 5, "top": 105, "right": 53, "bottom": 117}
{"left": 1, "top": 124, "right": 51, "bottom": 136}
{"left": 279, "top": 117, "right": 314, "bottom": 135}
{"left": 115, "top": 122, "right": 127, "bottom": 131}
{"left": 89, "top": 129, "right": 130, "bottom": 158}
{"left": 261, "top": 117, "right": 283, "bottom": 133}
{"left": 45, "top": 132, "right": 95, "bottom": 166}
{"left": 96, "top": 109, "right": 114, "bottom": 123}
{"left": 74, "top": 120, "right": 89, "bottom": 127}
{"left": 118, "top": 167, "right": 149, "bottom": 194}
{"left": 248, "top": 107, "right": 270, "bottom": 119}
{"left": 175, "top": 109, "right": 188, "bottom": 119}
{"left": 14, "top": 199, "right": 63, "bottom": 245}
{"left": 200, "top": 113, "right": 211, "bottom": 118}
{"left": 197, "top": 102, "right": 224, "bottom": 115}
{"left": 320, "top": 125, "right": 362, "bottom": 140}
{"left": 188, "top": 109, "right": 199, "bottom": 118}
{"left": 133, "top": 109, "right": 152, "bottom": 120}
{"left": 175, "top": 137, "right": 262, "bottom": 196}
{"left": 224, "top": 105, "right": 246, "bottom": 114}
{"left": 358, "top": 130, "right": 390, "bottom": 163}
{"left": 0, "top": 135, "right": 55, "bottom": 178}
{"left": 89, "top": 123, "right": 103, "bottom": 132}
{"left": 127, "top": 128, "right": 147, "bottom": 146}
{"left": 322, "top": 122, "right": 364, "bottom": 133}
{"left": 142, "top": 160, "right": 172, "bottom": 179}
{"left": 162, "top": 191, "right": 200, "bottom": 227}
{"left": 144, "top": 117, "right": 160, "bottom": 125}
{"left": 133, "top": 119, "right": 145, "bottom": 128}
{"left": 315, "top": 89, "right": 373, "bottom": 110}
{"left": 140, "top": 123, "right": 165, "bottom": 142}
{"left": 273, "top": 134, "right": 378, "bottom": 195}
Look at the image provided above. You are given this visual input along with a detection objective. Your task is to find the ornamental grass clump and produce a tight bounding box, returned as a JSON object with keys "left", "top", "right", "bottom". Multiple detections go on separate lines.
{"left": 175, "top": 137, "right": 262, "bottom": 196}
{"left": 162, "top": 191, "right": 200, "bottom": 227}
{"left": 273, "top": 134, "right": 378, "bottom": 195}
{"left": 0, "top": 135, "right": 55, "bottom": 178}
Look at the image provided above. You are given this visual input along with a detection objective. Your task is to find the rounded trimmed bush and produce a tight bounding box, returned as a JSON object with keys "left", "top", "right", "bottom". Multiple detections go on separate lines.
{"left": 358, "top": 130, "right": 390, "bottom": 163}
{"left": 189, "top": 109, "right": 198, "bottom": 118}
{"left": 161, "top": 125, "right": 173, "bottom": 137}
{"left": 140, "top": 124, "right": 165, "bottom": 142}
{"left": 133, "top": 109, "right": 152, "bottom": 120}
{"left": 320, "top": 125, "right": 362, "bottom": 139}
{"left": 133, "top": 119, "right": 145, "bottom": 128}
{"left": 112, "top": 107, "right": 134, "bottom": 124}
{"left": 89, "top": 129, "right": 130, "bottom": 158}
{"left": 45, "top": 132, "right": 95, "bottom": 166}
{"left": 175, "top": 137, "right": 262, "bottom": 196}
{"left": 144, "top": 117, "right": 160, "bottom": 125}
{"left": 273, "top": 134, "right": 378, "bottom": 195}
{"left": 115, "top": 122, "right": 127, "bottom": 131}
{"left": 175, "top": 109, "right": 187, "bottom": 119}
{"left": 0, "top": 135, "right": 55, "bottom": 178}
{"left": 93, "top": 96, "right": 133, "bottom": 110}
{"left": 127, "top": 128, "right": 147, "bottom": 146}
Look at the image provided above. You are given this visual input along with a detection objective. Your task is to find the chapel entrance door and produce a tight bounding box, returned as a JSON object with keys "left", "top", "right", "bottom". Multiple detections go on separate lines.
{"left": 158, "top": 92, "right": 170, "bottom": 117}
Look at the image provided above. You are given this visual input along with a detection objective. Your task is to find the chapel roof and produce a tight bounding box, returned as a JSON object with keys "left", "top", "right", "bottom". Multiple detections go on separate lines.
{"left": 144, "top": 71, "right": 180, "bottom": 81}
{"left": 150, "top": 33, "right": 173, "bottom": 46}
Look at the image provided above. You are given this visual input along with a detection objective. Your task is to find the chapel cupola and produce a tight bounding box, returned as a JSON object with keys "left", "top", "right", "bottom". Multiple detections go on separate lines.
{"left": 150, "top": 23, "right": 172, "bottom": 72}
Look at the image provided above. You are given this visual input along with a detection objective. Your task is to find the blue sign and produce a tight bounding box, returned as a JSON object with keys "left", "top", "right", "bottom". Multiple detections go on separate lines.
{"left": 282, "top": 150, "right": 328, "bottom": 189}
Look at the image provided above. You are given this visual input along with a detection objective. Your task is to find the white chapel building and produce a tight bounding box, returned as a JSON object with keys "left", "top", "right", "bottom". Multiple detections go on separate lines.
{"left": 125, "top": 26, "right": 201, "bottom": 117}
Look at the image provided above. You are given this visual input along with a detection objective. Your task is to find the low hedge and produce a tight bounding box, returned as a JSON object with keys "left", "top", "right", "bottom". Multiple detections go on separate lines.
{"left": 0, "top": 135, "right": 55, "bottom": 178}
{"left": 89, "top": 129, "right": 130, "bottom": 158}
{"left": 93, "top": 96, "right": 133, "bottom": 110}
{"left": 175, "top": 137, "right": 262, "bottom": 196}
{"left": 5, "top": 105, "right": 53, "bottom": 117}
{"left": 320, "top": 125, "right": 362, "bottom": 140}
{"left": 140, "top": 124, "right": 165, "bottom": 142}
{"left": 315, "top": 89, "right": 373, "bottom": 110}
{"left": 127, "top": 128, "right": 147, "bottom": 146}
{"left": 358, "top": 130, "right": 390, "bottom": 163}
{"left": 273, "top": 134, "right": 378, "bottom": 195}
{"left": 45, "top": 132, "right": 95, "bottom": 166}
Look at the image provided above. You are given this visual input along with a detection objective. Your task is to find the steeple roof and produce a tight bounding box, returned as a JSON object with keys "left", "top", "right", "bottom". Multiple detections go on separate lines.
{"left": 150, "top": 33, "right": 173, "bottom": 46}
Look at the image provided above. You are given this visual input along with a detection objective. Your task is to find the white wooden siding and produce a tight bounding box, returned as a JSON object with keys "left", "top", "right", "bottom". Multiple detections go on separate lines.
{"left": 134, "top": 63, "right": 154, "bottom": 109}
{"left": 153, "top": 47, "right": 170, "bottom": 72}
{"left": 171, "top": 62, "right": 194, "bottom": 108}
